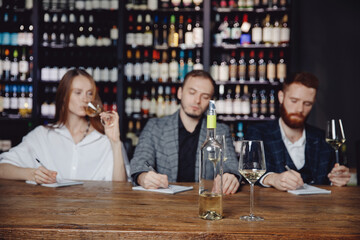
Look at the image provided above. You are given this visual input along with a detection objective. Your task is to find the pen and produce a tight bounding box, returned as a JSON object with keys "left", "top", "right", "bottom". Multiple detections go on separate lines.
{"left": 145, "top": 161, "right": 157, "bottom": 173}
{"left": 35, "top": 158, "right": 45, "bottom": 168}
{"left": 285, "top": 165, "right": 291, "bottom": 171}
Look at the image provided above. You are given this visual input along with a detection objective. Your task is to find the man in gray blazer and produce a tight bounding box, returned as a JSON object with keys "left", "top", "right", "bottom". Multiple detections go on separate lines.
{"left": 130, "top": 70, "right": 240, "bottom": 195}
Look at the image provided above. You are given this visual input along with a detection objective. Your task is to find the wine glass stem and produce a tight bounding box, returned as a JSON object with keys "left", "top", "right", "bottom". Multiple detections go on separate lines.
{"left": 335, "top": 149, "right": 339, "bottom": 164}
{"left": 250, "top": 183, "right": 254, "bottom": 218}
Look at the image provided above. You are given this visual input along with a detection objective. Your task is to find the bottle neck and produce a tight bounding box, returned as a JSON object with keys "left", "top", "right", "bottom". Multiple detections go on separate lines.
{"left": 207, "top": 127, "right": 216, "bottom": 139}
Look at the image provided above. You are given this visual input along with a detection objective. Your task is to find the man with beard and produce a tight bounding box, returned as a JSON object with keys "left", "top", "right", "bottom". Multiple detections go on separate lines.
{"left": 130, "top": 70, "right": 240, "bottom": 194}
{"left": 246, "top": 72, "right": 350, "bottom": 191}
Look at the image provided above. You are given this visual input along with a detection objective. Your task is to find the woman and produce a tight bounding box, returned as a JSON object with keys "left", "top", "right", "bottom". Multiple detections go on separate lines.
{"left": 0, "top": 69, "right": 129, "bottom": 183}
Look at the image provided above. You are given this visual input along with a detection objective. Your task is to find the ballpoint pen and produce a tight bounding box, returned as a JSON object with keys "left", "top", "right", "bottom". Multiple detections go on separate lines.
{"left": 145, "top": 161, "right": 170, "bottom": 189}
{"left": 35, "top": 158, "right": 45, "bottom": 168}
{"left": 285, "top": 165, "right": 291, "bottom": 171}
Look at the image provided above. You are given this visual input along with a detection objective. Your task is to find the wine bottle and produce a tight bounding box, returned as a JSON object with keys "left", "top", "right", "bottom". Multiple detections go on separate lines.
{"left": 248, "top": 50, "right": 256, "bottom": 82}
{"left": 280, "top": 14, "right": 290, "bottom": 45}
{"left": 170, "top": 86, "right": 178, "bottom": 114}
{"left": 143, "top": 14, "right": 153, "bottom": 47}
{"left": 238, "top": 51, "right": 246, "bottom": 83}
{"left": 259, "top": 89, "right": 267, "bottom": 117}
{"left": 272, "top": 18, "right": 281, "bottom": 46}
{"left": 125, "top": 50, "right": 134, "bottom": 82}
{"left": 134, "top": 50, "right": 142, "bottom": 82}
{"left": 251, "top": 88, "right": 259, "bottom": 118}
{"left": 258, "top": 50, "right": 266, "bottom": 82}
{"left": 229, "top": 50, "right": 237, "bottom": 82}
{"left": 193, "top": 49, "right": 203, "bottom": 70}
{"left": 141, "top": 89, "right": 150, "bottom": 118}
{"left": 168, "top": 15, "right": 179, "bottom": 47}
{"left": 267, "top": 50, "right": 276, "bottom": 82}
{"left": 126, "top": 14, "right": 135, "bottom": 46}
{"left": 142, "top": 49, "right": 151, "bottom": 82}
{"left": 216, "top": 84, "right": 225, "bottom": 115}
{"left": 277, "top": 50, "right": 286, "bottom": 83}
{"left": 169, "top": 50, "right": 179, "bottom": 82}
{"left": 164, "top": 86, "right": 171, "bottom": 116}
{"left": 224, "top": 87, "right": 233, "bottom": 115}
{"left": 179, "top": 50, "right": 186, "bottom": 82}
{"left": 10, "top": 49, "right": 19, "bottom": 82}
{"left": 135, "top": 14, "right": 143, "bottom": 46}
{"left": 252, "top": 17, "right": 262, "bottom": 45}
{"left": 184, "top": 16, "right": 194, "bottom": 48}
{"left": 159, "top": 51, "right": 169, "bottom": 83}
{"left": 132, "top": 89, "right": 141, "bottom": 119}
{"left": 239, "top": 14, "right": 251, "bottom": 45}
{"left": 186, "top": 50, "right": 194, "bottom": 74}
{"left": 233, "top": 85, "right": 242, "bottom": 115}
{"left": 125, "top": 87, "right": 133, "bottom": 117}
{"left": 218, "top": 54, "right": 229, "bottom": 82}
{"left": 240, "top": 85, "right": 251, "bottom": 116}
{"left": 156, "top": 86, "right": 165, "bottom": 118}
{"left": 262, "top": 14, "right": 272, "bottom": 46}
{"left": 150, "top": 50, "right": 160, "bottom": 82}
{"left": 268, "top": 89, "right": 276, "bottom": 119}
{"left": 199, "top": 100, "right": 223, "bottom": 220}
{"left": 149, "top": 87, "right": 157, "bottom": 117}
{"left": 178, "top": 15, "right": 185, "bottom": 45}
{"left": 193, "top": 15, "right": 203, "bottom": 46}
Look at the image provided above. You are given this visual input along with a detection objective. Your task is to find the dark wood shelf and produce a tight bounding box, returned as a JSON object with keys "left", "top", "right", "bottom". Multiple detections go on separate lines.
{"left": 215, "top": 80, "right": 281, "bottom": 86}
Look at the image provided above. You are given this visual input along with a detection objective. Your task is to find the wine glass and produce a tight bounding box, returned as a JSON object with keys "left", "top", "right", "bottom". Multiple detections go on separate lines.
{"left": 85, "top": 95, "right": 114, "bottom": 127}
{"left": 326, "top": 119, "right": 346, "bottom": 164}
{"left": 215, "top": 134, "right": 227, "bottom": 162}
{"left": 238, "top": 140, "right": 266, "bottom": 221}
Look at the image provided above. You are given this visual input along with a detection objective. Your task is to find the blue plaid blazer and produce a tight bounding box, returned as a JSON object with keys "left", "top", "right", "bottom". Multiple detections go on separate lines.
{"left": 246, "top": 119, "right": 333, "bottom": 185}
{"left": 130, "top": 110, "right": 240, "bottom": 183}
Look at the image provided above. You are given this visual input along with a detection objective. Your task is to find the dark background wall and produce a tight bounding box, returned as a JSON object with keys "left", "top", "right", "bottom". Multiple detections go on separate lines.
{"left": 291, "top": 0, "right": 360, "bottom": 168}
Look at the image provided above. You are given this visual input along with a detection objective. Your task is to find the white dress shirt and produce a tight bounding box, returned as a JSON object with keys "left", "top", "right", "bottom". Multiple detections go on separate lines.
{"left": 0, "top": 125, "right": 130, "bottom": 181}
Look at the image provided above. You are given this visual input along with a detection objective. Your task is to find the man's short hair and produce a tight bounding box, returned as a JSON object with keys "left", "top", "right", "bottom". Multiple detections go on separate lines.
{"left": 182, "top": 70, "right": 216, "bottom": 93}
{"left": 283, "top": 72, "right": 319, "bottom": 91}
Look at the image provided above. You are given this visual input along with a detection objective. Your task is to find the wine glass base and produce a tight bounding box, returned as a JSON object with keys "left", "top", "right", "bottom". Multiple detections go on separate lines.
{"left": 240, "top": 215, "right": 264, "bottom": 221}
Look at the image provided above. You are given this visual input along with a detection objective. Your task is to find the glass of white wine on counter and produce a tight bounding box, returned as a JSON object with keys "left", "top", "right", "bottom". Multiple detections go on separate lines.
{"left": 85, "top": 95, "right": 115, "bottom": 127}
{"left": 326, "top": 119, "right": 346, "bottom": 164}
{"left": 238, "top": 140, "right": 266, "bottom": 221}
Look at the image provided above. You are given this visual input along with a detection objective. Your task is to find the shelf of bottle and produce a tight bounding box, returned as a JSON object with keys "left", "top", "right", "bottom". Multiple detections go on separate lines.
{"left": 213, "top": 7, "right": 289, "bottom": 13}
{"left": 217, "top": 114, "right": 276, "bottom": 122}
{"left": 40, "top": 45, "right": 117, "bottom": 49}
{"left": 125, "top": 81, "right": 182, "bottom": 86}
{"left": 215, "top": 80, "right": 281, "bottom": 86}
{"left": 0, "top": 80, "right": 33, "bottom": 84}
{"left": 0, "top": 44, "right": 33, "bottom": 48}
{"left": 0, "top": 8, "right": 32, "bottom": 14}
{"left": 125, "top": 44, "right": 203, "bottom": 51}
{"left": 212, "top": 43, "right": 289, "bottom": 49}
{"left": 126, "top": 7, "right": 203, "bottom": 13}
{"left": 0, "top": 115, "right": 32, "bottom": 121}
{"left": 42, "top": 9, "right": 119, "bottom": 14}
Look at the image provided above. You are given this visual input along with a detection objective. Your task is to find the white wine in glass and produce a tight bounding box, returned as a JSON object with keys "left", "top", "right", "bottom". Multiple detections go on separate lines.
{"left": 85, "top": 97, "right": 115, "bottom": 127}
{"left": 238, "top": 140, "right": 266, "bottom": 221}
{"left": 326, "top": 119, "right": 346, "bottom": 164}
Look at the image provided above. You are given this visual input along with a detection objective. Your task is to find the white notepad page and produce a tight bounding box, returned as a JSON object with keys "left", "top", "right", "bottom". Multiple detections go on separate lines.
{"left": 288, "top": 184, "right": 331, "bottom": 195}
{"left": 132, "top": 185, "right": 193, "bottom": 194}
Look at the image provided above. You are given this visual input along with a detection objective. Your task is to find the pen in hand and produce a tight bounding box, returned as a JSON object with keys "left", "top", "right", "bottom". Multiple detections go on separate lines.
{"left": 145, "top": 161, "right": 170, "bottom": 189}
{"left": 35, "top": 158, "right": 58, "bottom": 183}
{"left": 285, "top": 165, "right": 291, "bottom": 171}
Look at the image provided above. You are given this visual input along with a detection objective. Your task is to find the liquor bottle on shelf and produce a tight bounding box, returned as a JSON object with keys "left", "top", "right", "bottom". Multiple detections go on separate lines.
{"left": 153, "top": 15, "right": 160, "bottom": 47}
{"left": 193, "top": 49, "right": 203, "bottom": 70}
{"left": 125, "top": 50, "right": 134, "bottom": 82}
{"left": 160, "top": 0, "right": 170, "bottom": 8}
{"left": 230, "top": 16, "right": 241, "bottom": 45}
{"left": 240, "top": 14, "right": 251, "bottom": 45}
{"left": 267, "top": 50, "right": 276, "bottom": 83}
{"left": 252, "top": 17, "right": 262, "bottom": 45}
{"left": 280, "top": 14, "right": 290, "bottom": 45}
{"left": 159, "top": 51, "right": 169, "bottom": 83}
{"left": 132, "top": 89, "right": 141, "bottom": 119}
{"left": 143, "top": 14, "right": 153, "bottom": 47}
{"left": 262, "top": 14, "right": 272, "bottom": 46}
{"left": 134, "top": 50, "right": 142, "bottom": 82}
{"left": 186, "top": 50, "right": 194, "bottom": 74}
{"left": 141, "top": 89, "right": 150, "bottom": 118}
{"left": 184, "top": 16, "right": 194, "bottom": 48}
{"left": 169, "top": 50, "right": 179, "bottom": 83}
{"left": 216, "top": 84, "right": 225, "bottom": 115}
{"left": 149, "top": 86, "right": 157, "bottom": 117}
{"left": 210, "top": 59, "right": 219, "bottom": 82}
{"left": 238, "top": 51, "right": 246, "bottom": 83}
{"left": 235, "top": 122, "right": 244, "bottom": 154}
{"left": 126, "top": 14, "right": 135, "bottom": 46}
{"left": 277, "top": 50, "right": 286, "bottom": 83}
{"left": 143, "top": 49, "right": 151, "bottom": 82}
{"left": 241, "top": 85, "right": 251, "bottom": 116}
{"left": 179, "top": 50, "right": 186, "bottom": 82}
{"left": 171, "top": 0, "right": 181, "bottom": 8}
{"left": 10, "top": 49, "right": 19, "bottom": 82}
{"left": 199, "top": 100, "right": 223, "bottom": 221}
{"left": 161, "top": 16, "right": 168, "bottom": 48}
{"left": 251, "top": 88, "right": 259, "bottom": 118}
{"left": 229, "top": 50, "right": 237, "bottom": 82}
{"left": 164, "top": 86, "right": 171, "bottom": 116}
{"left": 259, "top": 89, "right": 267, "bottom": 118}
{"left": 224, "top": 87, "right": 232, "bottom": 115}
{"left": 9, "top": 85, "right": 19, "bottom": 116}
{"left": 2, "top": 49, "right": 11, "bottom": 81}
{"left": 272, "top": 18, "right": 281, "bottom": 46}
{"left": 193, "top": 15, "right": 203, "bottom": 46}
{"left": 248, "top": 50, "right": 256, "bottom": 82}
{"left": 135, "top": 14, "right": 143, "bottom": 47}
{"left": 156, "top": 86, "right": 165, "bottom": 118}
{"left": 0, "top": 85, "right": 4, "bottom": 115}
{"left": 170, "top": 86, "right": 178, "bottom": 114}
{"left": 233, "top": 85, "right": 242, "bottom": 115}
{"left": 258, "top": 50, "right": 266, "bottom": 82}
{"left": 3, "top": 85, "right": 10, "bottom": 116}
{"left": 178, "top": 15, "right": 185, "bottom": 46}
{"left": 168, "top": 15, "right": 179, "bottom": 48}
{"left": 150, "top": 50, "right": 160, "bottom": 82}
{"left": 268, "top": 89, "right": 276, "bottom": 119}
{"left": 125, "top": 86, "right": 133, "bottom": 117}
{"left": 126, "top": 120, "right": 137, "bottom": 147}
{"left": 218, "top": 54, "right": 229, "bottom": 82}
{"left": 183, "top": 0, "right": 193, "bottom": 8}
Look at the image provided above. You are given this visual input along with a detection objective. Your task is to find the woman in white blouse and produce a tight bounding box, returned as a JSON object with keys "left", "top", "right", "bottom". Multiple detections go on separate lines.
{"left": 0, "top": 69, "right": 129, "bottom": 183}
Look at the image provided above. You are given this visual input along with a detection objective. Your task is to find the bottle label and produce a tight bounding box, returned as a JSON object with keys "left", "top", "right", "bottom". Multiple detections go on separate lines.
{"left": 10, "top": 97, "right": 18, "bottom": 110}
{"left": 142, "top": 62, "right": 151, "bottom": 76}
{"left": 263, "top": 27, "right": 272, "bottom": 42}
{"left": 207, "top": 115, "right": 216, "bottom": 128}
{"left": 251, "top": 27, "right": 262, "bottom": 44}
{"left": 280, "top": 28, "right": 290, "bottom": 43}
{"left": 215, "top": 100, "right": 225, "bottom": 114}
{"left": 272, "top": 27, "right": 281, "bottom": 44}
{"left": 133, "top": 99, "right": 141, "bottom": 113}
{"left": 3, "top": 97, "right": 10, "bottom": 109}
{"left": 126, "top": 33, "right": 135, "bottom": 45}
{"left": 11, "top": 62, "right": 19, "bottom": 76}
{"left": 277, "top": 63, "right": 286, "bottom": 79}
{"left": 143, "top": 33, "right": 153, "bottom": 46}
{"left": 231, "top": 27, "right": 241, "bottom": 39}
{"left": 238, "top": 65, "right": 246, "bottom": 80}
{"left": 267, "top": 63, "right": 276, "bottom": 80}
{"left": 3, "top": 61, "right": 11, "bottom": 71}
{"left": 193, "top": 27, "right": 203, "bottom": 45}
{"left": 19, "top": 60, "right": 29, "bottom": 73}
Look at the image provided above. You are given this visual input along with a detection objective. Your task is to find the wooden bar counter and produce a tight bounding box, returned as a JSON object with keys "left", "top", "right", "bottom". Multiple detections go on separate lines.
{"left": 1, "top": 180, "right": 359, "bottom": 239}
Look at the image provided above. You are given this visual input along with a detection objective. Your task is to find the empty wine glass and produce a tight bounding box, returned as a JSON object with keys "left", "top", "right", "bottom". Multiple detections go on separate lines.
{"left": 215, "top": 135, "right": 227, "bottom": 162}
{"left": 85, "top": 95, "right": 114, "bottom": 127}
{"left": 238, "top": 140, "right": 266, "bottom": 221}
{"left": 326, "top": 119, "right": 346, "bottom": 164}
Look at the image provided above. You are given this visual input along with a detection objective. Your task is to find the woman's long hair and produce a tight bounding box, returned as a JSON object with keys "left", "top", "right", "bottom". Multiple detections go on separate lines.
{"left": 52, "top": 68, "right": 104, "bottom": 134}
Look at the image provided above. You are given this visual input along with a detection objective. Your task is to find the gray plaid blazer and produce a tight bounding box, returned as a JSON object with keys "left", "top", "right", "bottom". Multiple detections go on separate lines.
{"left": 130, "top": 111, "right": 240, "bottom": 183}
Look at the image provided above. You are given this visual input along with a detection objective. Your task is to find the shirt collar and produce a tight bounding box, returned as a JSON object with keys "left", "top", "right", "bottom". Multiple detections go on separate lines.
{"left": 178, "top": 114, "right": 203, "bottom": 135}
{"left": 279, "top": 118, "right": 306, "bottom": 146}
{"left": 52, "top": 124, "right": 104, "bottom": 145}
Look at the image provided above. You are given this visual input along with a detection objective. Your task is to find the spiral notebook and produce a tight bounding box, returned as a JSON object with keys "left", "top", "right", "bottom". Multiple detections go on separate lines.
{"left": 287, "top": 184, "right": 331, "bottom": 195}
{"left": 26, "top": 179, "right": 83, "bottom": 188}
{"left": 132, "top": 185, "right": 193, "bottom": 194}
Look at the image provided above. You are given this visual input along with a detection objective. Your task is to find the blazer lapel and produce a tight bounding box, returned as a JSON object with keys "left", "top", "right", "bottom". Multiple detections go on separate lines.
{"left": 268, "top": 120, "right": 288, "bottom": 172}
{"left": 162, "top": 112, "right": 180, "bottom": 182}
{"left": 305, "top": 125, "right": 319, "bottom": 181}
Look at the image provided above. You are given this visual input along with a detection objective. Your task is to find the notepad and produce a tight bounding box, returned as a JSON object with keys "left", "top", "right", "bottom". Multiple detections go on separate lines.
{"left": 26, "top": 179, "right": 83, "bottom": 188}
{"left": 288, "top": 184, "right": 331, "bottom": 195}
{"left": 132, "top": 185, "right": 193, "bottom": 194}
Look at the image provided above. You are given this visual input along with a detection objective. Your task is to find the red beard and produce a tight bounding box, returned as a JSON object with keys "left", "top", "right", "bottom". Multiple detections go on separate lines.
{"left": 280, "top": 104, "right": 307, "bottom": 129}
